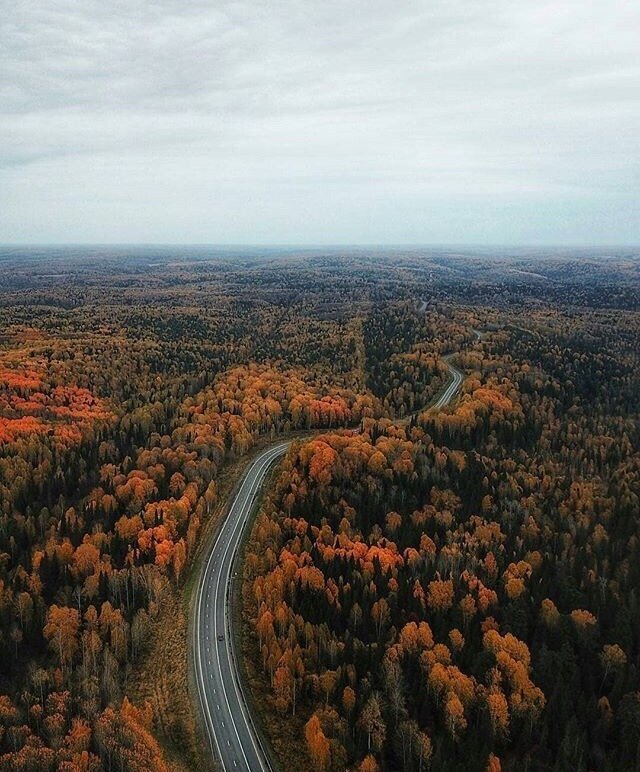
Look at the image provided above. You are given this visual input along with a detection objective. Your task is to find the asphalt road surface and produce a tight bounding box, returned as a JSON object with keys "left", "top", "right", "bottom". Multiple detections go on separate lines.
{"left": 192, "top": 356, "right": 465, "bottom": 771}
{"left": 192, "top": 442, "right": 290, "bottom": 772}
{"left": 433, "top": 355, "right": 464, "bottom": 409}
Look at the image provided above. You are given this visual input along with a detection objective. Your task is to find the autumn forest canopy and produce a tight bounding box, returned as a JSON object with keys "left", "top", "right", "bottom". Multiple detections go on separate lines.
{"left": 0, "top": 246, "right": 638, "bottom": 772}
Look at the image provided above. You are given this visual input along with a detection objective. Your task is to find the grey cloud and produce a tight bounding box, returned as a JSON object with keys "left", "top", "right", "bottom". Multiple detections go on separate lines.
{"left": 0, "top": 0, "right": 639, "bottom": 244}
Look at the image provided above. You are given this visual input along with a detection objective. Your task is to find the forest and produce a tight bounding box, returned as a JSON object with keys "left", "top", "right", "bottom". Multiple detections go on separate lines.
{"left": 0, "top": 246, "right": 638, "bottom": 771}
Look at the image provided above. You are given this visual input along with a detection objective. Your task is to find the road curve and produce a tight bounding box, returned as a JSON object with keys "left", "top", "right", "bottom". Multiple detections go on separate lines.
{"left": 192, "top": 357, "right": 465, "bottom": 771}
{"left": 192, "top": 442, "right": 290, "bottom": 772}
{"left": 433, "top": 355, "right": 463, "bottom": 409}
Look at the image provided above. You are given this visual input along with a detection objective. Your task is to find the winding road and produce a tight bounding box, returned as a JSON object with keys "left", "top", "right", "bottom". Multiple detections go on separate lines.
{"left": 191, "top": 357, "right": 466, "bottom": 771}
{"left": 434, "top": 355, "right": 463, "bottom": 409}
{"left": 192, "top": 442, "right": 289, "bottom": 772}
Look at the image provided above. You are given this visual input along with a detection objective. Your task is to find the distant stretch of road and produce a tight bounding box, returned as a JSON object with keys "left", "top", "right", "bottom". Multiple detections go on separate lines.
{"left": 192, "top": 355, "right": 466, "bottom": 771}
{"left": 433, "top": 355, "right": 464, "bottom": 409}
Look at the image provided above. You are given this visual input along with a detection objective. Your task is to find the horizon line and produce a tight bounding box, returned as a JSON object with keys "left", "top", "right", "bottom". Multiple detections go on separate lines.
{"left": 1, "top": 242, "right": 639, "bottom": 250}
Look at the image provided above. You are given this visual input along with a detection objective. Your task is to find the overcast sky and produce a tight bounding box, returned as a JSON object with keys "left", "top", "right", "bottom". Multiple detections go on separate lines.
{"left": 1, "top": 0, "right": 639, "bottom": 245}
